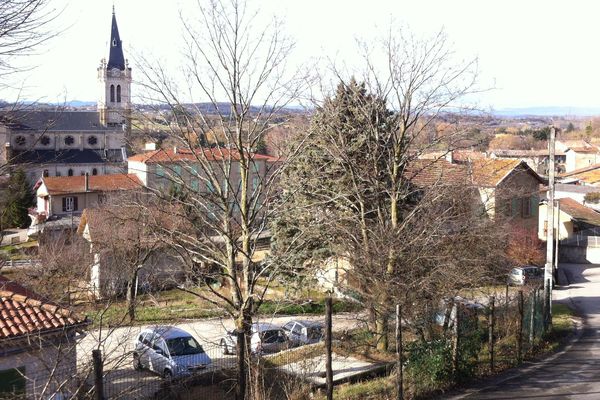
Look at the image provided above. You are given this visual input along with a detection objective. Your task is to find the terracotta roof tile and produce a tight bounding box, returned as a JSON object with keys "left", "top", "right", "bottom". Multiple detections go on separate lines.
{"left": 0, "top": 276, "right": 88, "bottom": 340}
{"left": 471, "top": 159, "right": 534, "bottom": 187}
{"left": 128, "top": 147, "right": 275, "bottom": 164}
{"left": 404, "top": 159, "right": 469, "bottom": 187}
{"left": 558, "top": 198, "right": 600, "bottom": 227}
{"left": 42, "top": 174, "right": 143, "bottom": 195}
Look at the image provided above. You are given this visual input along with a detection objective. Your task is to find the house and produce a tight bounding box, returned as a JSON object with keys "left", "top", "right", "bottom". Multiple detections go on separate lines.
{"left": 470, "top": 159, "right": 544, "bottom": 236}
{"left": 488, "top": 149, "right": 566, "bottom": 175}
{"left": 559, "top": 164, "right": 600, "bottom": 186}
{"left": 550, "top": 183, "right": 600, "bottom": 212}
{"left": 555, "top": 140, "right": 600, "bottom": 172}
{"left": 0, "top": 10, "right": 131, "bottom": 183}
{"left": 0, "top": 276, "right": 89, "bottom": 399}
{"left": 538, "top": 198, "right": 600, "bottom": 241}
{"left": 78, "top": 207, "right": 186, "bottom": 298}
{"left": 127, "top": 147, "right": 274, "bottom": 192}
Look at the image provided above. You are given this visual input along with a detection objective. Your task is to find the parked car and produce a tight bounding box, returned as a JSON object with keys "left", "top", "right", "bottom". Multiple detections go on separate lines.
{"left": 133, "top": 326, "right": 212, "bottom": 379}
{"left": 507, "top": 266, "right": 544, "bottom": 286}
{"left": 220, "top": 323, "right": 290, "bottom": 355}
{"left": 282, "top": 320, "right": 324, "bottom": 347}
{"left": 434, "top": 296, "right": 485, "bottom": 328}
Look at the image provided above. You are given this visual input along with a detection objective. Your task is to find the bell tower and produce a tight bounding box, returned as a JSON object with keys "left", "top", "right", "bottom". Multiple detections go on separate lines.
{"left": 98, "top": 7, "right": 131, "bottom": 127}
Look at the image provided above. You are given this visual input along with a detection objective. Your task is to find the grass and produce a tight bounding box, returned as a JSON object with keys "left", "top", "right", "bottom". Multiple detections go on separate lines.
{"left": 84, "top": 288, "right": 364, "bottom": 328}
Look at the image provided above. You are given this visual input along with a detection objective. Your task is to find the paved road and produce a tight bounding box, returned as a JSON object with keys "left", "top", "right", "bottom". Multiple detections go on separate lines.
{"left": 77, "top": 312, "right": 365, "bottom": 399}
{"left": 449, "top": 263, "right": 600, "bottom": 400}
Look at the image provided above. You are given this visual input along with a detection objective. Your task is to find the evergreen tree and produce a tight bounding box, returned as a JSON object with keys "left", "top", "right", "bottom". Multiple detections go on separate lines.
{"left": 1, "top": 168, "right": 34, "bottom": 229}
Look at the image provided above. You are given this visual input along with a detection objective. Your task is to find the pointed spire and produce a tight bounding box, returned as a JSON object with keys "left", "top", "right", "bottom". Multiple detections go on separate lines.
{"left": 107, "top": 8, "right": 125, "bottom": 70}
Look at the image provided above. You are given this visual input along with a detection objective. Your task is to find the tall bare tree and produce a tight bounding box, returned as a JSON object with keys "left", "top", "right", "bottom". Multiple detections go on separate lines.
{"left": 134, "top": 0, "right": 304, "bottom": 397}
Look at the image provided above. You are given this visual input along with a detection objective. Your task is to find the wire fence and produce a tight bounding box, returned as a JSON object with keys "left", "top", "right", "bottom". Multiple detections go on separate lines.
{"left": 0, "top": 285, "right": 552, "bottom": 400}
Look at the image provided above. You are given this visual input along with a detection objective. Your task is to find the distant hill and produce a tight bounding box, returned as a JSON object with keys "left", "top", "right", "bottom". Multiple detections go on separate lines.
{"left": 494, "top": 107, "right": 600, "bottom": 117}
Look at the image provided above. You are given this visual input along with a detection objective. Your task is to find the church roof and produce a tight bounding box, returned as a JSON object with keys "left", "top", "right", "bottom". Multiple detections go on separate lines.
{"left": 12, "top": 149, "right": 107, "bottom": 165}
{"left": 107, "top": 10, "right": 126, "bottom": 70}
{"left": 0, "top": 110, "right": 113, "bottom": 132}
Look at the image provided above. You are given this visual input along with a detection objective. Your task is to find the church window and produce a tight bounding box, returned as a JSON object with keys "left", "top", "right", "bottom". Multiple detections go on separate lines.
{"left": 64, "top": 136, "right": 75, "bottom": 146}
{"left": 68, "top": 169, "right": 73, "bottom": 177}
{"left": 110, "top": 85, "right": 115, "bottom": 102}
{"left": 43, "top": 170, "right": 49, "bottom": 177}
{"left": 15, "top": 136, "right": 26, "bottom": 146}
{"left": 92, "top": 168, "right": 98, "bottom": 176}
{"left": 117, "top": 85, "right": 121, "bottom": 103}
{"left": 40, "top": 136, "right": 50, "bottom": 146}
{"left": 88, "top": 136, "right": 98, "bottom": 146}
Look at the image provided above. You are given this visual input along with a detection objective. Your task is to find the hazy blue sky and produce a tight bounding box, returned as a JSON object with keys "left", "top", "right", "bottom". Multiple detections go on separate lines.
{"left": 9, "top": 0, "right": 600, "bottom": 110}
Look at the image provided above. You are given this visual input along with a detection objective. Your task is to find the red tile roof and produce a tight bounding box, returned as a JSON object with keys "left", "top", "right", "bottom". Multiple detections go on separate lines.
{"left": 558, "top": 198, "right": 600, "bottom": 227}
{"left": 42, "top": 174, "right": 143, "bottom": 195}
{"left": 128, "top": 147, "right": 276, "bottom": 164}
{"left": 0, "top": 276, "right": 88, "bottom": 340}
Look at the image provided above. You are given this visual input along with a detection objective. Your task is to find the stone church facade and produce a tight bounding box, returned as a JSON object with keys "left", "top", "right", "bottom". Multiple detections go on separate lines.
{"left": 0, "top": 10, "right": 132, "bottom": 183}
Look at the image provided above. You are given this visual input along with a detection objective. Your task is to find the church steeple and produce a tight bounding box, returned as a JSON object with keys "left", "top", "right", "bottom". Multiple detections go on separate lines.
{"left": 97, "top": 7, "right": 131, "bottom": 128}
{"left": 107, "top": 8, "right": 125, "bottom": 70}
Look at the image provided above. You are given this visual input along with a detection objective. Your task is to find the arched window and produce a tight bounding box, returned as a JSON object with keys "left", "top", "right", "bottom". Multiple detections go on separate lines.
{"left": 92, "top": 168, "right": 98, "bottom": 176}
{"left": 68, "top": 169, "right": 73, "bottom": 177}
{"left": 110, "top": 85, "right": 115, "bottom": 102}
{"left": 116, "top": 85, "right": 121, "bottom": 103}
{"left": 43, "top": 170, "right": 49, "bottom": 177}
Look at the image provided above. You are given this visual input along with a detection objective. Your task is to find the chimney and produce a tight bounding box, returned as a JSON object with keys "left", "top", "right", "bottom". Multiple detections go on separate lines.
{"left": 173, "top": 146, "right": 177, "bottom": 154}
{"left": 84, "top": 172, "right": 89, "bottom": 192}
{"left": 145, "top": 142, "right": 156, "bottom": 151}
{"left": 445, "top": 150, "right": 454, "bottom": 164}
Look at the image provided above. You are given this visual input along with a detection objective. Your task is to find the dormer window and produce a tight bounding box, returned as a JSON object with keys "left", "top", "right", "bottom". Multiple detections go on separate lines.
{"left": 112, "top": 39, "right": 117, "bottom": 47}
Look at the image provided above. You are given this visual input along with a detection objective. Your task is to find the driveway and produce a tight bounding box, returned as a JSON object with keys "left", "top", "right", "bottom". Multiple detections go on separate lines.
{"left": 77, "top": 312, "right": 364, "bottom": 399}
{"left": 448, "top": 263, "right": 600, "bottom": 399}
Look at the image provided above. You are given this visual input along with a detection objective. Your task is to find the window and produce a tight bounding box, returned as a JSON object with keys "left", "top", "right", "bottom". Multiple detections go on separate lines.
{"left": 522, "top": 197, "right": 531, "bottom": 218}
{"left": 88, "top": 136, "right": 98, "bottom": 146}
{"left": 64, "top": 136, "right": 75, "bottom": 146}
{"left": 68, "top": 168, "right": 74, "bottom": 176}
{"left": 43, "top": 169, "right": 49, "bottom": 177}
{"left": 40, "top": 136, "right": 50, "bottom": 146}
{"left": 173, "top": 165, "right": 182, "bottom": 177}
{"left": 62, "top": 196, "right": 78, "bottom": 212}
{"left": 92, "top": 168, "right": 98, "bottom": 176}
{"left": 156, "top": 165, "right": 165, "bottom": 178}
{"left": 252, "top": 176, "right": 260, "bottom": 191}
{"left": 191, "top": 179, "right": 199, "bottom": 192}
{"left": 117, "top": 85, "right": 121, "bottom": 103}
{"left": 0, "top": 367, "right": 26, "bottom": 397}
{"left": 98, "top": 193, "right": 107, "bottom": 204}
{"left": 206, "top": 181, "right": 215, "bottom": 193}
{"left": 110, "top": 85, "right": 115, "bottom": 102}
{"left": 15, "top": 136, "right": 26, "bottom": 146}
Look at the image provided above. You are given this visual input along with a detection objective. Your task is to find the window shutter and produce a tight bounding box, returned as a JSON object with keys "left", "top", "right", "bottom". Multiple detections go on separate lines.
{"left": 62, "top": 197, "right": 67, "bottom": 212}
{"left": 531, "top": 195, "right": 538, "bottom": 217}
{"left": 73, "top": 197, "right": 78, "bottom": 211}
{"left": 511, "top": 198, "right": 519, "bottom": 217}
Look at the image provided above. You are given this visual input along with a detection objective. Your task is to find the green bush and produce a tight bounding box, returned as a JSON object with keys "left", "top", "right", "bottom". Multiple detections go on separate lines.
{"left": 584, "top": 192, "right": 600, "bottom": 204}
{"left": 406, "top": 339, "right": 454, "bottom": 392}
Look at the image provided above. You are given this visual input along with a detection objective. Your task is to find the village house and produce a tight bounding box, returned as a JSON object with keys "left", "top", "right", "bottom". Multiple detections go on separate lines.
{"left": 538, "top": 198, "right": 600, "bottom": 241}
{"left": 555, "top": 140, "right": 600, "bottom": 173}
{"left": 488, "top": 149, "right": 566, "bottom": 175}
{"left": 0, "top": 276, "right": 89, "bottom": 399}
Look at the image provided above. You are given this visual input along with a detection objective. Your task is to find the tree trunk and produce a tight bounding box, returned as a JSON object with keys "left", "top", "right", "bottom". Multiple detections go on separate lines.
{"left": 235, "top": 312, "right": 253, "bottom": 400}
{"left": 376, "top": 312, "right": 389, "bottom": 351}
{"left": 126, "top": 269, "right": 139, "bottom": 322}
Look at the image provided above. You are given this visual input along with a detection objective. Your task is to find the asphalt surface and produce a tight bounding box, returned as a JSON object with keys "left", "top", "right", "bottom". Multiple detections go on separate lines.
{"left": 449, "top": 263, "right": 600, "bottom": 400}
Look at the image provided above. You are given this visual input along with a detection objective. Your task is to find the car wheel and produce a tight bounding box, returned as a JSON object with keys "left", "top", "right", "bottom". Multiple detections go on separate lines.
{"left": 221, "top": 339, "right": 231, "bottom": 355}
{"left": 163, "top": 369, "right": 172, "bottom": 380}
{"left": 133, "top": 353, "right": 143, "bottom": 371}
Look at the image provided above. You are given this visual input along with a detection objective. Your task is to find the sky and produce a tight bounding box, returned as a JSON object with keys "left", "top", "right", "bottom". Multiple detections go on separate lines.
{"left": 8, "top": 0, "right": 600, "bottom": 110}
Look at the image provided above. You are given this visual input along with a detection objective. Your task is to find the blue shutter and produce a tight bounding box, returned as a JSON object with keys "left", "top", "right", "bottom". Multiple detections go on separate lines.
{"left": 511, "top": 198, "right": 519, "bottom": 217}
{"left": 530, "top": 195, "right": 538, "bottom": 217}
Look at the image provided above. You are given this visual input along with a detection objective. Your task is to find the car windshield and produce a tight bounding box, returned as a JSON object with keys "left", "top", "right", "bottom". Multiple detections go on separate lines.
{"left": 307, "top": 327, "right": 323, "bottom": 340}
{"left": 261, "top": 329, "right": 287, "bottom": 343}
{"left": 166, "top": 336, "right": 204, "bottom": 356}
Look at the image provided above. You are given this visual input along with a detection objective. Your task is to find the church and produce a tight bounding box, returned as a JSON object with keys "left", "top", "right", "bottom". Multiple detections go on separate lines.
{"left": 0, "top": 9, "right": 131, "bottom": 183}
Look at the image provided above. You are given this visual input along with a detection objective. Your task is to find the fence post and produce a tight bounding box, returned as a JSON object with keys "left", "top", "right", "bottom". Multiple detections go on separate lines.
{"left": 546, "top": 278, "right": 553, "bottom": 331}
{"left": 92, "top": 349, "right": 104, "bottom": 400}
{"left": 396, "top": 303, "right": 403, "bottom": 400}
{"left": 488, "top": 296, "right": 495, "bottom": 372}
{"left": 517, "top": 290, "right": 524, "bottom": 364}
{"left": 452, "top": 304, "right": 460, "bottom": 378}
{"left": 529, "top": 290, "right": 536, "bottom": 347}
{"left": 325, "top": 296, "right": 333, "bottom": 400}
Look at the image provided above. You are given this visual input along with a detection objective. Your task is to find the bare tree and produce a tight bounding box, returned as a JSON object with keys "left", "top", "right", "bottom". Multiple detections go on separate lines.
{"left": 134, "top": 0, "right": 305, "bottom": 397}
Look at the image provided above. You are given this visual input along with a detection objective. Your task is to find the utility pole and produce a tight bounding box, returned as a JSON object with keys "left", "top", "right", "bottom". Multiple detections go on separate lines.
{"left": 544, "top": 126, "right": 556, "bottom": 329}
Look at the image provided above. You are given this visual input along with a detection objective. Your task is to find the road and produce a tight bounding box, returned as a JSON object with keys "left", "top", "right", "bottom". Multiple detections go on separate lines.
{"left": 448, "top": 263, "right": 600, "bottom": 400}
{"left": 77, "top": 312, "right": 364, "bottom": 399}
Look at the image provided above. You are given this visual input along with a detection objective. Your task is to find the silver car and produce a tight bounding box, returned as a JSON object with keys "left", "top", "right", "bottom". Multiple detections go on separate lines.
{"left": 133, "top": 326, "right": 211, "bottom": 379}
{"left": 220, "top": 323, "right": 290, "bottom": 355}
{"left": 507, "top": 266, "right": 544, "bottom": 286}
{"left": 282, "top": 320, "right": 324, "bottom": 347}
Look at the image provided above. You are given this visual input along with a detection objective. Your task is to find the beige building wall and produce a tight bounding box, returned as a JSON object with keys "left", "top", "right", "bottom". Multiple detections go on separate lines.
{"left": 538, "top": 202, "right": 573, "bottom": 241}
